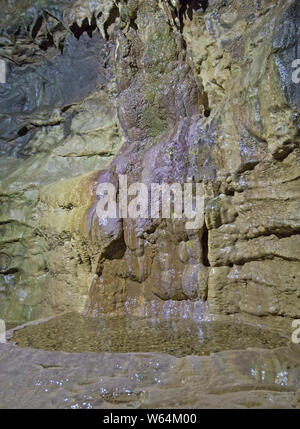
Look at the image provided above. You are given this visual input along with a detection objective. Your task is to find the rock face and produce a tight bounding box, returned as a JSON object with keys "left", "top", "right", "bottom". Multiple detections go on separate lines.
{"left": 0, "top": 0, "right": 123, "bottom": 323}
{"left": 0, "top": 0, "right": 299, "bottom": 329}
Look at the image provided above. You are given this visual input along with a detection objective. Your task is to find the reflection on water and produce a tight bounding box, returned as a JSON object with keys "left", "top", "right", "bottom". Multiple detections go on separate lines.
{"left": 11, "top": 313, "right": 288, "bottom": 356}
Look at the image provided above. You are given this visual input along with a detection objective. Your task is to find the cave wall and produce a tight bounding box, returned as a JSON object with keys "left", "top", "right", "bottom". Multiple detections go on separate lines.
{"left": 0, "top": 0, "right": 299, "bottom": 328}
{"left": 0, "top": 0, "right": 123, "bottom": 323}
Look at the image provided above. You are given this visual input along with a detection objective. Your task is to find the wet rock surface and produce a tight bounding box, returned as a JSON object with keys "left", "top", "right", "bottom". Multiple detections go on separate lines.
{"left": 0, "top": 0, "right": 299, "bottom": 409}
{"left": 0, "top": 0, "right": 122, "bottom": 323}
{"left": 82, "top": 0, "right": 300, "bottom": 325}
{"left": 0, "top": 0, "right": 299, "bottom": 327}
{"left": 0, "top": 341, "right": 299, "bottom": 409}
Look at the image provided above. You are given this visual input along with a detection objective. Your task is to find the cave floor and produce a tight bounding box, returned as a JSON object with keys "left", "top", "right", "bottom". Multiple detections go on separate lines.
{"left": 0, "top": 315, "right": 299, "bottom": 409}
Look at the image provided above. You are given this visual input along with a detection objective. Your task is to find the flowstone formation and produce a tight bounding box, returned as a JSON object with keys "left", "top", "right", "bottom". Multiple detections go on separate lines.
{"left": 0, "top": 0, "right": 300, "bottom": 410}
{"left": 0, "top": 0, "right": 299, "bottom": 332}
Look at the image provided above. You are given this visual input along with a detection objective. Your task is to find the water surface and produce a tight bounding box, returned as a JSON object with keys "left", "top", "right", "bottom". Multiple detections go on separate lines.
{"left": 11, "top": 312, "right": 288, "bottom": 356}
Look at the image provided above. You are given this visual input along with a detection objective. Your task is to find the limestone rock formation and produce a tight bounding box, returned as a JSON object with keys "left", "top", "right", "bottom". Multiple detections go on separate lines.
{"left": 0, "top": 0, "right": 299, "bottom": 335}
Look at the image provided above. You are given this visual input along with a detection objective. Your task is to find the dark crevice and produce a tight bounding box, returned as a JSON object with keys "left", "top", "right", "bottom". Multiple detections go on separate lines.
{"left": 39, "top": 33, "right": 55, "bottom": 51}
{"left": 272, "top": 145, "right": 295, "bottom": 161}
{"left": 242, "top": 229, "right": 300, "bottom": 241}
{"left": 200, "top": 90, "right": 211, "bottom": 118}
{"left": 216, "top": 253, "right": 300, "bottom": 268}
{"left": 224, "top": 188, "right": 234, "bottom": 196}
{"left": 237, "top": 161, "right": 260, "bottom": 174}
{"left": 17, "top": 126, "right": 28, "bottom": 137}
{"left": 0, "top": 267, "right": 19, "bottom": 275}
{"left": 103, "top": 5, "right": 120, "bottom": 39}
{"left": 95, "top": 233, "right": 127, "bottom": 276}
{"left": 128, "top": 8, "right": 138, "bottom": 31}
{"left": 14, "top": 26, "right": 21, "bottom": 36}
{"left": 37, "top": 364, "right": 61, "bottom": 369}
{"left": 104, "top": 239, "right": 126, "bottom": 261}
{"left": 31, "top": 16, "right": 44, "bottom": 39}
{"left": 70, "top": 15, "right": 97, "bottom": 40}
{"left": 129, "top": 20, "right": 138, "bottom": 31}
{"left": 60, "top": 203, "right": 73, "bottom": 211}
{"left": 202, "top": 224, "right": 210, "bottom": 267}
{"left": 61, "top": 104, "right": 73, "bottom": 113}
{"left": 102, "top": 233, "right": 127, "bottom": 261}
{"left": 179, "top": 0, "right": 209, "bottom": 31}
